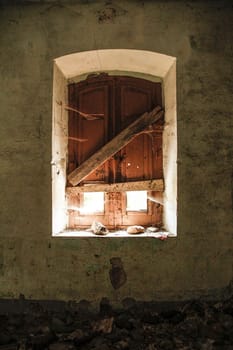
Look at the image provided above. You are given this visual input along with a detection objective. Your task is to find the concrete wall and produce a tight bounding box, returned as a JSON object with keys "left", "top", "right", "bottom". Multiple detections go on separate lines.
{"left": 0, "top": 0, "right": 232, "bottom": 305}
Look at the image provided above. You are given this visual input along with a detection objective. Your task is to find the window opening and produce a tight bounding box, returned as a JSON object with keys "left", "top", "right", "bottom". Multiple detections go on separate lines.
{"left": 52, "top": 49, "right": 177, "bottom": 236}
{"left": 82, "top": 192, "right": 104, "bottom": 214}
{"left": 66, "top": 74, "right": 163, "bottom": 230}
{"left": 126, "top": 191, "right": 147, "bottom": 212}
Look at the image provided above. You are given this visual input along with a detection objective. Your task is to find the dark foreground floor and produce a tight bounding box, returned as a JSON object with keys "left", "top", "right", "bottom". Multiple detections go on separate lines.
{"left": 0, "top": 296, "right": 232, "bottom": 350}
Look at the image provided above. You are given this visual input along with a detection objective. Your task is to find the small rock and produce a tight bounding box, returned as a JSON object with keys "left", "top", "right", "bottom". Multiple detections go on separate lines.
{"left": 51, "top": 317, "right": 67, "bottom": 333}
{"left": 175, "top": 315, "right": 203, "bottom": 339}
{"left": 156, "top": 338, "right": 174, "bottom": 350}
{"left": 160, "top": 310, "right": 185, "bottom": 324}
{"left": 105, "top": 327, "right": 129, "bottom": 343}
{"left": 219, "top": 313, "right": 233, "bottom": 329}
{"left": 141, "top": 311, "right": 160, "bottom": 325}
{"left": 68, "top": 328, "right": 94, "bottom": 346}
{"left": 66, "top": 328, "right": 85, "bottom": 341}
{"left": 130, "top": 328, "right": 144, "bottom": 342}
{"left": 127, "top": 225, "right": 144, "bottom": 234}
{"left": 88, "top": 335, "right": 108, "bottom": 348}
{"left": 29, "top": 332, "right": 55, "bottom": 350}
{"left": 92, "top": 317, "right": 114, "bottom": 334}
{"left": 114, "top": 339, "right": 130, "bottom": 349}
{"left": 115, "top": 314, "right": 134, "bottom": 330}
{"left": 90, "top": 221, "right": 109, "bottom": 235}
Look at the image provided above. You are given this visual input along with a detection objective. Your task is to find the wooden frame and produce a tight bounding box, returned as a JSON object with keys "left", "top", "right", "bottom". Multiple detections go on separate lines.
{"left": 66, "top": 179, "right": 164, "bottom": 195}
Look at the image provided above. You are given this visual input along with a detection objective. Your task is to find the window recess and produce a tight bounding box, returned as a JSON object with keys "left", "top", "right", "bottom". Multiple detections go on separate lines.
{"left": 126, "top": 191, "right": 147, "bottom": 212}
{"left": 66, "top": 74, "right": 164, "bottom": 230}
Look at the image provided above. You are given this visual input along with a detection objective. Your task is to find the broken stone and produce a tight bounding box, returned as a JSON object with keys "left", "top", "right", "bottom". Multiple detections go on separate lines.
{"left": 51, "top": 317, "right": 67, "bottom": 333}
{"left": 219, "top": 313, "right": 233, "bottom": 330}
{"left": 87, "top": 335, "right": 109, "bottom": 348}
{"left": 90, "top": 221, "right": 109, "bottom": 235}
{"left": 114, "top": 339, "right": 130, "bottom": 349}
{"left": 147, "top": 344, "right": 158, "bottom": 350}
{"left": 92, "top": 317, "right": 114, "bottom": 334}
{"left": 126, "top": 225, "right": 145, "bottom": 234}
{"left": 105, "top": 327, "right": 129, "bottom": 343}
{"left": 156, "top": 338, "right": 174, "bottom": 350}
{"left": 115, "top": 313, "right": 136, "bottom": 330}
{"left": 141, "top": 311, "right": 161, "bottom": 325}
{"left": 160, "top": 310, "right": 185, "bottom": 324}
{"left": 28, "top": 332, "right": 55, "bottom": 350}
{"left": 66, "top": 328, "right": 85, "bottom": 341}
{"left": 0, "top": 296, "right": 233, "bottom": 350}
{"left": 66, "top": 328, "right": 97, "bottom": 347}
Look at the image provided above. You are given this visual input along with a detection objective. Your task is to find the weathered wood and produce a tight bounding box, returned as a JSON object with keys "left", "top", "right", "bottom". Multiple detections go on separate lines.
{"left": 66, "top": 179, "right": 164, "bottom": 195}
{"left": 65, "top": 105, "right": 104, "bottom": 120}
{"left": 68, "top": 106, "right": 164, "bottom": 186}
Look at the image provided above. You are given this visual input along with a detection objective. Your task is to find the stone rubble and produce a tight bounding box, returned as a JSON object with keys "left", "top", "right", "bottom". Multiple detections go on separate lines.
{"left": 0, "top": 296, "right": 232, "bottom": 350}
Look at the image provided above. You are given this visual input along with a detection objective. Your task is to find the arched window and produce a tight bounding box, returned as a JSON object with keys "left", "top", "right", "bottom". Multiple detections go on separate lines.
{"left": 52, "top": 50, "right": 177, "bottom": 236}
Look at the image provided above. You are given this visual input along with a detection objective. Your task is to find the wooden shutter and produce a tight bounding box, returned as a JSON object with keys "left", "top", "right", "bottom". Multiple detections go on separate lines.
{"left": 67, "top": 74, "right": 163, "bottom": 229}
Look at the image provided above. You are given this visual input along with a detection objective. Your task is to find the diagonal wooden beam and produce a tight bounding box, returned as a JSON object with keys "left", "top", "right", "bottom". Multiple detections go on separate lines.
{"left": 66, "top": 179, "right": 164, "bottom": 194}
{"left": 68, "top": 106, "right": 164, "bottom": 186}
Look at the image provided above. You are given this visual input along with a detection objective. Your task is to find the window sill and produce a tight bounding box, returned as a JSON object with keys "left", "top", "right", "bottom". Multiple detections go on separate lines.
{"left": 53, "top": 230, "right": 176, "bottom": 239}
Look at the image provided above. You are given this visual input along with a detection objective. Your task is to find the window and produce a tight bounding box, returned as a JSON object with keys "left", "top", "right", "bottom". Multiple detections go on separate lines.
{"left": 126, "top": 191, "right": 147, "bottom": 212}
{"left": 66, "top": 74, "right": 164, "bottom": 230}
{"left": 82, "top": 192, "right": 104, "bottom": 214}
{"left": 52, "top": 49, "right": 177, "bottom": 236}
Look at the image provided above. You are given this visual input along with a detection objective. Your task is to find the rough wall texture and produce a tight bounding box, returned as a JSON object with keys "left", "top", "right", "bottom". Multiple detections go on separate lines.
{"left": 0, "top": 0, "right": 232, "bottom": 306}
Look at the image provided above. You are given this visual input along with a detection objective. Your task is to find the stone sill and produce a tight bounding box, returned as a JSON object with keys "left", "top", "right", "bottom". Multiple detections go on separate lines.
{"left": 53, "top": 230, "right": 176, "bottom": 239}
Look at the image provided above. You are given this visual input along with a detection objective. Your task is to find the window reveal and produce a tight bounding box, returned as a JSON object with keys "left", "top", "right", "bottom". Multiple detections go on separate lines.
{"left": 66, "top": 75, "right": 164, "bottom": 229}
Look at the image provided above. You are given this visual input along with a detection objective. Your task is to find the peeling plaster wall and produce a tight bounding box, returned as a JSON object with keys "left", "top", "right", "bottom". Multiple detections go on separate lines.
{"left": 0, "top": 1, "right": 232, "bottom": 305}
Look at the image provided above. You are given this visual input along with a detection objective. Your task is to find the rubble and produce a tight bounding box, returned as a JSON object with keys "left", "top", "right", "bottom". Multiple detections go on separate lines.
{"left": 0, "top": 296, "right": 232, "bottom": 349}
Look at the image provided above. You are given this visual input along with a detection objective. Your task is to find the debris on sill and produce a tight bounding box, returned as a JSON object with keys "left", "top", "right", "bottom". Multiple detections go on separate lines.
{"left": 85, "top": 222, "right": 174, "bottom": 239}
{"left": 87, "top": 221, "right": 109, "bottom": 235}
{"left": 127, "top": 225, "right": 145, "bottom": 234}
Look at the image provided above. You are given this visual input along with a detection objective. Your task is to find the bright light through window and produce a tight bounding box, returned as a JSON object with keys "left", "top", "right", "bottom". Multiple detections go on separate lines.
{"left": 126, "top": 191, "right": 147, "bottom": 212}
{"left": 81, "top": 192, "right": 104, "bottom": 214}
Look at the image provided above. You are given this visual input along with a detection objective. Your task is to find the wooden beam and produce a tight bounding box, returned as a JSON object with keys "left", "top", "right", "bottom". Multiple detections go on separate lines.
{"left": 68, "top": 106, "right": 164, "bottom": 186}
{"left": 66, "top": 179, "right": 164, "bottom": 195}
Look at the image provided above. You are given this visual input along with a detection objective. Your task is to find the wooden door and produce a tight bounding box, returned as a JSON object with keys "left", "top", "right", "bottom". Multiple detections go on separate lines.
{"left": 67, "top": 74, "right": 163, "bottom": 229}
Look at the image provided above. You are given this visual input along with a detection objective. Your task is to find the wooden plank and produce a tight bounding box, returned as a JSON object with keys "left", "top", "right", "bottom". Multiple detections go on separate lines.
{"left": 68, "top": 106, "right": 163, "bottom": 186}
{"left": 66, "top": 179, "right": 164, "bottom": 195}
